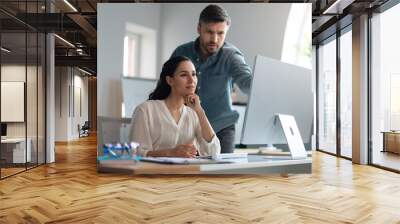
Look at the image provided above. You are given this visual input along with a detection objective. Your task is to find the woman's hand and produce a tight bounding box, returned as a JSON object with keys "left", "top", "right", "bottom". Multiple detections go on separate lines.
{"left": 170, "top": 144, "right": 197, "bottom": 158}
{"left": 185, "top": 94, "right": 202, "bottom": 113}
{"left": 146, "top": 144, "right": 197, "bottom": 158}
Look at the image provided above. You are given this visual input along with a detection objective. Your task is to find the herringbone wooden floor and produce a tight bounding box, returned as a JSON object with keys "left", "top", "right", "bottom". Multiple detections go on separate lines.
{"left": 1, "top": 135, "right": 400, "bottom": 223}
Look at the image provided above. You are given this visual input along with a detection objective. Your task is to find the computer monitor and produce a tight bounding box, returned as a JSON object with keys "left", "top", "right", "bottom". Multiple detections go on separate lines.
{"left": 1, "top": 123, "right": 7, "bottom": 137}
{"left": 121, "top": 77, "right": 156, "bottom": 118}
{"left": 240, "top": 55, "right": 313, "bottom": 149}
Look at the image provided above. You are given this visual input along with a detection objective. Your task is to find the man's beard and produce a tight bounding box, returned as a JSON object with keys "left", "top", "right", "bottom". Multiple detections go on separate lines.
{"left": 204, "top": 43, "right": 218, "bottom": 54}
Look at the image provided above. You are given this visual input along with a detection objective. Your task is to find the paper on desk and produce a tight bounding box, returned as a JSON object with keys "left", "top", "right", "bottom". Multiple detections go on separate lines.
{"left": 141, "top": 157, "right": 234, "bottom": 164}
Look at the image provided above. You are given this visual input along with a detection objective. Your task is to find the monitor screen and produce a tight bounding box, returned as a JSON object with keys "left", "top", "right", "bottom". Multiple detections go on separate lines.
{"left": 240, "top": 55, "right": 313, "bottom": 147}
{"left": 1, "top": 123, "right": 7, "bottom": 137}
{"left": 121, "top": 77, "right": 157, "bottom": 118}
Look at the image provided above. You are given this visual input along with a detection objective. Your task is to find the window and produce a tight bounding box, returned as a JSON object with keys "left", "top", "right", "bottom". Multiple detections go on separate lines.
{"left": 0, "top": 1, "right": 46, "bottom": 179}
{"left": 340, "top": 28, "right": 352, "bottom": 158}
{"left": 123, "top": 33, "right": 141, "bottom": 77}
{"left": 390, "top": 74, "right": 400, "bottom": 130}
{"left": 281, "top": 4, "right": 312, "bottom": 69}
{"left": 317, "top": 37, "right": 337, "bottom": 154}
{"left": 371, "top": 2, "right": 400, "bottom": 171}
{"left": 123, "top": 23, "right": 157, "bottom": 79}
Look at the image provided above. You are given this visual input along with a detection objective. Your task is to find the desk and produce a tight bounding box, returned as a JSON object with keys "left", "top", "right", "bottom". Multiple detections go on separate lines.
{"left": 1, "top": 138, "right": 31, "bottom": 163}
{"left": 382, "top": 131, "right": 400, "bottom": 154}
{"left": 98, "top": 155, "right": 312, "bottom": 175}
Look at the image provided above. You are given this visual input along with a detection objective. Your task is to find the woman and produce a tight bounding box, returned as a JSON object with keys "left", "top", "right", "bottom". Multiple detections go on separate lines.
{"left": 129, "top": 56, "right": 220, "bottom": 158}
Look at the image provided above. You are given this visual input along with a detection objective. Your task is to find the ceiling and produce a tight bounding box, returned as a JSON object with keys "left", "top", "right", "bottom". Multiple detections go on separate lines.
{"left": 0, "top": 0, "right": 393, "bottom": 75}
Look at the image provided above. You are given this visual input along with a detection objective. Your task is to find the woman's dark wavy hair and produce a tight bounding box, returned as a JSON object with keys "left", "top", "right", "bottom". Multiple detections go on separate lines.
{"left": 148, "top": 56, "right": 192, "bottom": 100}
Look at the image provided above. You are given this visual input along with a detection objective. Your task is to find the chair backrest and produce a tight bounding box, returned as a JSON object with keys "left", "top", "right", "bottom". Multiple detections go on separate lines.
{"left": 82, "top": 121, "right": 90, "bottom": 129}
{"left": 97, "top": 116, "right": 132, "bottom": 154}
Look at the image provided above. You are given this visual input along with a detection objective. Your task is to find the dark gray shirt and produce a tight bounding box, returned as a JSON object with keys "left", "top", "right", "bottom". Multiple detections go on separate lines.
{"left": 171, "top": 38, "right": 252, "bottom": 133}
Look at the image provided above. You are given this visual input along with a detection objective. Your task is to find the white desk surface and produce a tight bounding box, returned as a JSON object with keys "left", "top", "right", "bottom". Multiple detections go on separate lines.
{"left": 1, "top": 137, "right": 32, "bottom": 163}
{"left": 98, "top": 152, "right": 312, "bottom": 175}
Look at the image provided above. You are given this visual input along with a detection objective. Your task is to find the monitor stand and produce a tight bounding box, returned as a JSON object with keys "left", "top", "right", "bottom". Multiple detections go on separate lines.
{"left": 258, "top": 143, "right": 277, "bottom": 151}
{"left": 258, "top": 114, "right": 307, "bottom": 160}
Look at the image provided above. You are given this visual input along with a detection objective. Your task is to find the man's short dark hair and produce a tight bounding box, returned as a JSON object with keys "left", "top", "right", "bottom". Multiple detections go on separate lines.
{"left": 199, "top": 4, "right": 231, "bottom": 26}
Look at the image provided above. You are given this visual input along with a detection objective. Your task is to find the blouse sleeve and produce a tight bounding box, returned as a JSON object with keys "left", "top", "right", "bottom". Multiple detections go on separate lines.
{"left": 194, "top": 114, "right": 221, "bottom": 158}
{"left": 129, "top": 107, "right": 153, "bottom": 157}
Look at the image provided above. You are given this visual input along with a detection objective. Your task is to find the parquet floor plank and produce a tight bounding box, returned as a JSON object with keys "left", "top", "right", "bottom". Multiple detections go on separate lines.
{"left": 1, "top": 135, "right": 400, "bottom": 223}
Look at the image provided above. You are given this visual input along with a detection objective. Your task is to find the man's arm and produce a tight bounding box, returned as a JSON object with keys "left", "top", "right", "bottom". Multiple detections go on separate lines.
{"left": 229, "top": 52, "right": 252, "bottom": 94}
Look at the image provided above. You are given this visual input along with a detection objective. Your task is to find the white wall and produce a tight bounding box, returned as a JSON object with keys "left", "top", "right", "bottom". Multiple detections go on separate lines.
{"left": 1, "top": 64, "right": 46, "bottom": 163}
{"left": 72, "top": 74, "right": 89, "bottom": 137}
{"left": 1, "top": 65, "right": 36, "bottom": 137}
{"left": 98, "top": 3, "right": 161, "bottom": 118}
{"left": 55, "top": 67, "right": 68, "bottom": 141}
{"left": 55, "top": 67, "right": 89, "bottom": 141}
{"left": 98, "top": 3, "right": 293, "bottom": 118}
{"left": 1, "top": 65, "right": 26, "bottom": 81}
{"left": 1, "top": 66, "right": 26, "bottom": 136}
{"left": 160, "top": 3, "right": 291, "bottom": 70}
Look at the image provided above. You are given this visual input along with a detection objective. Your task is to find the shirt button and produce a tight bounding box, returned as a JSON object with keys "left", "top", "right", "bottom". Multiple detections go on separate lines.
{"left": 198, "top": 72, "right": 201, "bottom": 75}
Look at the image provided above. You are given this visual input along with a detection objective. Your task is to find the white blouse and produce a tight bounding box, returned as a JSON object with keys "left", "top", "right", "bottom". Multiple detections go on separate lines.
{"left": 129, "top": 100, "right": 221, "bottom": 157}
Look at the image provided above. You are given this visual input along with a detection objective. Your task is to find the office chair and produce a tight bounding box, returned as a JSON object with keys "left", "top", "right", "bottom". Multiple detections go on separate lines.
{"left": 79, "top": 121, "right": 90, "bottom": 138}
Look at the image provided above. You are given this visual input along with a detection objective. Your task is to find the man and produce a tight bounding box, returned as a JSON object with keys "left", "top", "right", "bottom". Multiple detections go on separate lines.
{"left": 170, "top": 4, "right": 252, "bottom": 153}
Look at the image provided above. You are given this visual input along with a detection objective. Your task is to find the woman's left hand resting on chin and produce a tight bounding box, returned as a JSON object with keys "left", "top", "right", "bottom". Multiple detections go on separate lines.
{"left": 184, "top": 94, "right": 202, "bottom": 113}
